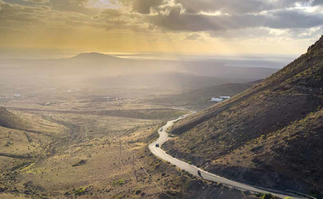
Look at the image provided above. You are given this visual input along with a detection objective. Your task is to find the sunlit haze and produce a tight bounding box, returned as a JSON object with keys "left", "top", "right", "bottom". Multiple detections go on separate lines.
{"left": 1, "top": 1, "right": 323, "bottom": 199}
{"left": 1, "top": 0, "right": 323, "bottom": 59}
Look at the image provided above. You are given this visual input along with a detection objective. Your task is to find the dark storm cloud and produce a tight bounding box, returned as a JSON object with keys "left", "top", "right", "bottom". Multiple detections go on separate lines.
{"left": 0, "top": 1, "right": 48, "bottom": 24}
{"left": 49, "top": 0, "right": 97, "bottom": 15}
{"left": 120, "top": 0, "right": 321, "bottom": 15}
{"left": 132, "top": 0, "right": 164, "bottom": 14}
{"left": 108, "top": 0, "right": 323, "bottom": 35}
{"left": 265, "top": 9, "right": 323, "bottom": 29}
{"left": 177, "top": 0, "right": 273, "bottom": 14}
{"left": 146, "top": 6, "right": 323, "bottom": 32}
{"left": 2, "top": 0, "right": 323, "bottom": 39}
{"left": 313, "top": 0, "right": 323, "bottom": 5}
{"left": 174, "top": 0, "right": 323, "bottom": 14}
{"left": 100, "top": 8, "right": 123, "bottom": 17}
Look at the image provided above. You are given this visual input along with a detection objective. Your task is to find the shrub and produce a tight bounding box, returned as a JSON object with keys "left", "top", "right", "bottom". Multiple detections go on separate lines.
{"left": 113, "top": 179, "right": 125, "bottom": 186}
{"left": 261, "top": 193, "right": 277, "bottom": 199}
{"left": 74, "top": 186, "right": 91, "bottom": 196}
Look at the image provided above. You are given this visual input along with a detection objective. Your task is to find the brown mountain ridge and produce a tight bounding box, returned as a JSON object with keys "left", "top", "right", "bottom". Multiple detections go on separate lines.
{"left": 164, "top": 36, "right": 323, "bottom": 198}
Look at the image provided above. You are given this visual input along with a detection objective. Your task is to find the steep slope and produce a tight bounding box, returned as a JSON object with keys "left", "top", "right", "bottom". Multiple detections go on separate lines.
{"left": 0, "top": 107, "right": 66, "bottom": 136}
{"left": 0, "top": 107, "right": 29, "bottom": 129}
{"left": 164, "top": 36, "right": 323, "bottom": 197}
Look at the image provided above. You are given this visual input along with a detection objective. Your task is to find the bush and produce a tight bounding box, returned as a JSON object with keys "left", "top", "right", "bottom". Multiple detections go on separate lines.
{"left": 113, "top": 179, "right": 125, "bottom": 186}
{"left": 261, "top": 193, "right": 277, "bottom": 199}
{"left": 74, "top": 186, "right": 91, "bottom": 196}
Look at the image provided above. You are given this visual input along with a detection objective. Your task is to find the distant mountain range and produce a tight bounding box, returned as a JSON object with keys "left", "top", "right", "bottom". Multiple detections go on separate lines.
{"left": 71, "top": 52, "right": 119, "bottom": 60}
{"left": 0, "top": 51, "right": 279, "bottom": 93}
{"left": 165, "top": 36, "right": 323, "bottom": 197}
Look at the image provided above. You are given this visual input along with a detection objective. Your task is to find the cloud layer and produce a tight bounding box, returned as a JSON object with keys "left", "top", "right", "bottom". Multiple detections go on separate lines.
{"left": 0, "top": 0, "right": 322, "bottom": 54}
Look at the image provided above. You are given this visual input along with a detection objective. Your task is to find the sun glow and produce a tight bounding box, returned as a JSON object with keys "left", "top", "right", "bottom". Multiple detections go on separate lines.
{"left": 86, "top": 0, "right": 120, "bottom": 9}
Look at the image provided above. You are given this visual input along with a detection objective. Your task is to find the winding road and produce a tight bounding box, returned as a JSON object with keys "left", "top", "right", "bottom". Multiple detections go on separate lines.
{"left": 149, "top": 114, "right": 307, "bottom": 199}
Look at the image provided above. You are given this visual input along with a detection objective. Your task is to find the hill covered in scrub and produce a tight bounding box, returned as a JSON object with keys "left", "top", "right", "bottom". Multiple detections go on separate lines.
{"left": 164, "top": 36, "right": 323, "bottom": 198}
{"left": 0, "top": 107, "right": 66, "bottom": 136}
{"left": 0, "top": 107, "right": 32, "bottom": 130}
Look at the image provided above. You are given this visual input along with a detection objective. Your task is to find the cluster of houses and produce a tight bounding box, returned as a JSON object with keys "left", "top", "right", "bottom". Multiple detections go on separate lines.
{"left": 210, "top": 96, "right": 231, "bottom": 102}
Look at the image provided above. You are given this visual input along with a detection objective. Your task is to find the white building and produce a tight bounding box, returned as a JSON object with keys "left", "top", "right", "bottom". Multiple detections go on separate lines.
{"left": 210, "top": 98, "right": 223, "bottom": 102}
{"left": 220, "top": 96, "right": 231, "bottom": 99}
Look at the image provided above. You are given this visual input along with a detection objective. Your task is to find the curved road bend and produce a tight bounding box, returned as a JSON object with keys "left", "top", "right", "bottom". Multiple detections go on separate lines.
{"left": 149, "top": 114, "right": 306, "bottom": 199}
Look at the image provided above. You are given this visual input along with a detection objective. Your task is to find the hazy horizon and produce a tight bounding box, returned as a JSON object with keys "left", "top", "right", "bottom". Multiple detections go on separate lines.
{"left": 1, "top": 0, "right": 323, "bottom": 58}
{"left": 0, "top": 50, "right": 296, "bottom": 69}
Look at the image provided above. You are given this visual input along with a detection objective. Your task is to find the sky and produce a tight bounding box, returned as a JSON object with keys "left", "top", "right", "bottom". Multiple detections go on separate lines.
{"left": 0, "top": 0, "right": 323, "bottom": 58}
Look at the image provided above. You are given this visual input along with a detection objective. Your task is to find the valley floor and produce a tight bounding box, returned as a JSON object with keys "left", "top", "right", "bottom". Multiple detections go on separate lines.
{"left": 0, "top": 95, "right": 261, "bottom": 199}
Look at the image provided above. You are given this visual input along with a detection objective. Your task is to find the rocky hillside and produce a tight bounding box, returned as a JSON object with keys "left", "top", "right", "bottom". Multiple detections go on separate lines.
{"left": 0, "top": 107, "right": 66, "bottom": 136}
{"left": 0, "top": 107, "right": 28, "bottom": 129}
{"left": 164, "top": 36, "right": 323, "bottom": 198}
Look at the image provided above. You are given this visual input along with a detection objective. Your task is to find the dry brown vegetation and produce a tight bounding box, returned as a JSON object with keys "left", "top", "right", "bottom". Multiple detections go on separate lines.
{"left": 0, "top": 104, "right": 183, "bottom": 198}
{"left": 165, "top": 36, "right": 323, "bottom": 198}
{"left": 0, "top": 49, "right": 280, "bottom": 199}
{"left": 0, "top": 93, "right": 260, "bottom": 199}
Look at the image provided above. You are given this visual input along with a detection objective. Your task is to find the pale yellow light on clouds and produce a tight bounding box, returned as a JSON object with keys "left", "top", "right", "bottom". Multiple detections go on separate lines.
{"left": 86, "top": 0, "right": 120, "bottom": 9}
{"left": 0, "top": 0, "right": 317, "bottom": 56}
{"left": 0, "top": 26, "right": 309, "bottom": 55}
